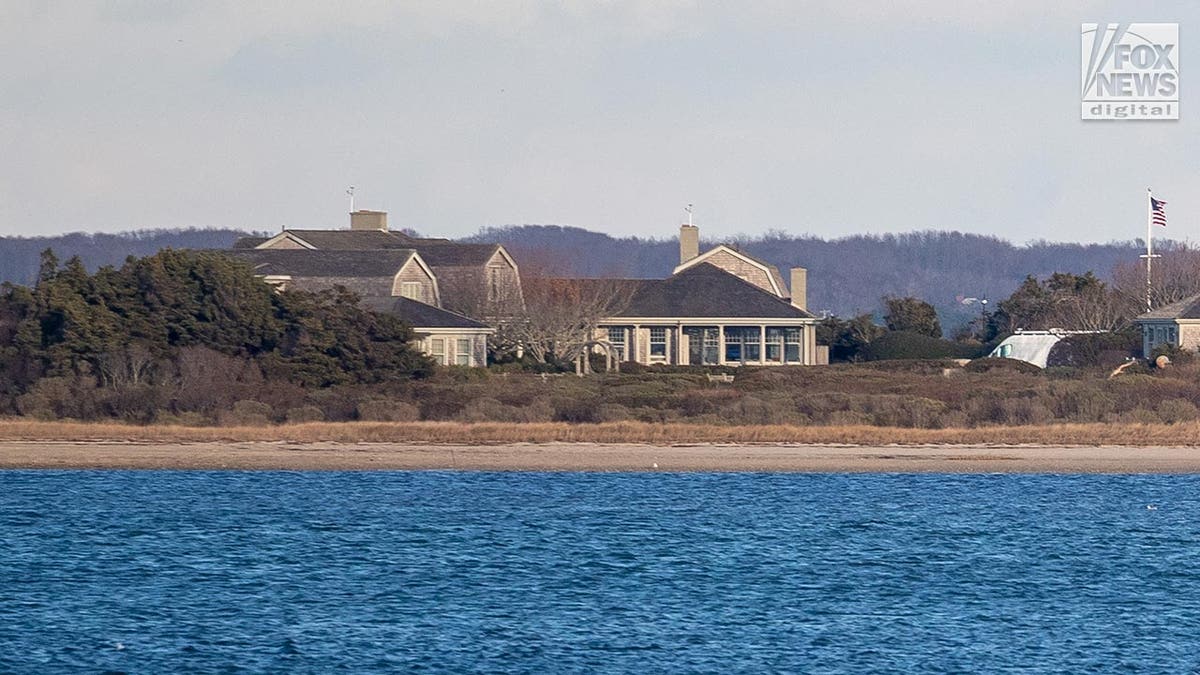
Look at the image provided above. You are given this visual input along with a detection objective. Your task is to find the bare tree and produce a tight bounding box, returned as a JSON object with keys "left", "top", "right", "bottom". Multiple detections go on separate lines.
{"left": 1112, "top": 246, "right": 1200, "bottom": 314}
{"left": 511, "top": 273, "right": 636, "bottom": 374}
{"left": 97, "top": 344, "right": 156, "bottom": 387}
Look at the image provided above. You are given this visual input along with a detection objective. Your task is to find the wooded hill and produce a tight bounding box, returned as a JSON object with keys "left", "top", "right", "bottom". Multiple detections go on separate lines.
{"left": 1, "top": 226, "right": 1157, "bottom": 328}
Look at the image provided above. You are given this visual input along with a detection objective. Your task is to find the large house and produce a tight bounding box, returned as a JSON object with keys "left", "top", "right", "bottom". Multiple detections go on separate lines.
{"left": 234, "top": 210, "right": 523, "bottom": 320}
{"left": 588, "top": 224, "right": 826, "bottom": 366}
{"left": 228, "top": 211, "right": 501, "bottom": 367}
{"left": 1134, "top": 293, "right": 1200, "bottom": 358}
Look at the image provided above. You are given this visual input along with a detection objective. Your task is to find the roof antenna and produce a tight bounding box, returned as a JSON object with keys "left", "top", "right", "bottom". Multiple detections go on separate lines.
{"left": 685, "top": 203, "right": 693, "bottom": 226}
{"left": 346, "top": 186, "right": 356, "bottom": 213}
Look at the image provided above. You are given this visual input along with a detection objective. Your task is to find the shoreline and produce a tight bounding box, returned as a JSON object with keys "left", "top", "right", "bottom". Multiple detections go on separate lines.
{"left": 4, "top": 440, "right": 1200, "bottom": 473}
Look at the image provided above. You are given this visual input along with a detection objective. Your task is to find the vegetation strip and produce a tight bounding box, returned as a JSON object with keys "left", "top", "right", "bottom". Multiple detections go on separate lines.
{"left": 2, "top": 420, "right": 1200, "bottom": 446}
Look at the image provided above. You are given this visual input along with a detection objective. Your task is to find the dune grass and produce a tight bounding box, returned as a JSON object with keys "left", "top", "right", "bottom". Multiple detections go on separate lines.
{"left": 1, "top": 418, "right": 1198, "bottom": 446}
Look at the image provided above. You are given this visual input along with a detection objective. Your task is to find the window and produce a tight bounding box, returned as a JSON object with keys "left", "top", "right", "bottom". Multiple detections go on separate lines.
{"left": 487, "top": 267, "right": 502, "bottom": 302}
{"left": 430, "top": 338, "right": 447, "bottom": 365}
{"left": 684, "top": 327, "right": 719, "bottom": 365}
{"left": 765, "top": 328, "right": 784, "bottom": 363}
{"left": 399, "top": 282, "right": 423, "bottom": 302}
{"left": 607, "top": 327, "right": 626, "bottom": 361}
{"left": 723, "top": 327, "right": 761, "bottom": 364}
{"left": 649, "top": 328, "right": 668, "bottom": 360}
{"left": 785, "top": 327, "right": 803, "bottom": 363}
{"left": 456, "top": 338, "right": 472, "bottom": 366}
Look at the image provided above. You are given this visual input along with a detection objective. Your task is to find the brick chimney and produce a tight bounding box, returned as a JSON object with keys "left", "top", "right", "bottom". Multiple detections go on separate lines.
{"left": 680, "top": 224, "right": 699, "bottom": 264}
{"left": 351, "top": 210, "right": 388, "bottom": 231}
{"left": 790, "top": 267, "right": 807, "bottom": 310}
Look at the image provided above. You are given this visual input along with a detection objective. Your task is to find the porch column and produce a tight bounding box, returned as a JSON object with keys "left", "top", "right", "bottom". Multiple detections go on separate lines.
{"left": 632, "top": 324, "right": 641, "bottom": 364}
{"left": 760, "top": 325, "right": 767, "bottom": 365}
{"left": 718, "top": 325, "right": 726, "bottom": 365}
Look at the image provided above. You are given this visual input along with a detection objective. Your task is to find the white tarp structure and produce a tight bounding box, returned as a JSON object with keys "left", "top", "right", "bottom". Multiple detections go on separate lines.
{"left": 986, "top": 331, "right": 1068, "bottom": 368}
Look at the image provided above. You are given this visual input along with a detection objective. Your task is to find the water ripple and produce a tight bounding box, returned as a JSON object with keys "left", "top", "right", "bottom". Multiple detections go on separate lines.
{"left": 1, "top": 470, "right": 1199, "bottom": 672}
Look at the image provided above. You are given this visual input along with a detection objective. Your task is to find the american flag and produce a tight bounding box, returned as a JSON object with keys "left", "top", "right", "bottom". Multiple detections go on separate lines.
{"left": 1151, "top": 196, "right": 1168, "bottom": 227}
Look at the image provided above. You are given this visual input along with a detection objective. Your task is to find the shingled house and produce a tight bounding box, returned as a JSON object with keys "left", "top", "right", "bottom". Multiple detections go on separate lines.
{"left": 228, "top": 212, "right": 502, "bottom": 367}
{"left": 1134, "top": 293, "right": 1200, "bottom": 358}
{"left": 234, "top": 210, "right": 523, "bottom": 320}
{"left": 589, "top": 224, "right": 825, "bottom": 366}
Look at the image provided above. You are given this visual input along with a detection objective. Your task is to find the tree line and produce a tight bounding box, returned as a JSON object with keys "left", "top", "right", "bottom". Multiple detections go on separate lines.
{"left": 0, "top": 249, "right": 431, "bottom": 421}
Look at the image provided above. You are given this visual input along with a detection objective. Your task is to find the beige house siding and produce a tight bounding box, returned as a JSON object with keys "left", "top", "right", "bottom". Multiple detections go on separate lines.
{"left": 1181, "top": 323, "right": 1200, "bottom": 350}
{"left": 391, "top": 259, "right": 438, "bottom": 305}
{"left": 698, "top": 250, "right": 776, "bottom": 295}
{"left": 434, "top": 251, "right": 522, "bottom": 320}
{"left": 260, "top": 236, "right": 308, "bottom": 250}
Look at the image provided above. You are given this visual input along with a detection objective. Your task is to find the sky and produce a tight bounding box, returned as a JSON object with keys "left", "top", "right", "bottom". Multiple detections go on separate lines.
{"left": 2, "top": 0, "right": 1198, "bottom": 243}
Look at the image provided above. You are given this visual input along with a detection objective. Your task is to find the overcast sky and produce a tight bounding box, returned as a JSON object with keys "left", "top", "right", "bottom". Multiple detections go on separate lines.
{"left": 2, "top": 1, "right": 1197, "bottom": 242}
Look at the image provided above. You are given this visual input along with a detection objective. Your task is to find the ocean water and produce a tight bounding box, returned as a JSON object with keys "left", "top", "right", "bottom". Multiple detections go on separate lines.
{"left": 1, "top": 471, "right": 1197, "bottom": 673}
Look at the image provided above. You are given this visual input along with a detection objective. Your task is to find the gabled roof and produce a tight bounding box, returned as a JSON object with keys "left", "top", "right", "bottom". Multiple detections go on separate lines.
{"left": 253, "top": 229, "right": 506, "bottom": 267}
{"left": 225, "top": 248, "right": 418, "bottom": 277}
{"left": 673, "top": 244, "right": 788, "bottom": 297}
{"left": 1137, "top": 293, "right": 1200, "bottom": 320}
{"left": 399, "top": 240, "right": 503, "bottom": 267}
{"left": 359, "top": 296, "right": 491, "bottom": 330}
{"left": 257, "top": 229, "right": 414, "bottom": 250}
{"left": 605, "top": 264, "right": 814, "bottom": 319}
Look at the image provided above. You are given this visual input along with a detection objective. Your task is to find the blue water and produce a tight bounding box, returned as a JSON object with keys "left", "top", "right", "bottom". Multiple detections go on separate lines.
{"left": 1, "top": 471, "right": 1197, "bottom": 673}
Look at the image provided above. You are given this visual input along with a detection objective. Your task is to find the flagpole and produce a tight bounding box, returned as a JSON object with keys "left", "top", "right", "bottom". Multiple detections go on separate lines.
{"left": 1143, "top": 187, "right": 1156, "bottom": 311}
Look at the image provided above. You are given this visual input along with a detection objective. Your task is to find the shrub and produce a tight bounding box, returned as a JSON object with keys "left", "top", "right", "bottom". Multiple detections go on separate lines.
{"left": 357, "top": 400, "right": 421, "bottom": 422}
{"left": 1047, "top": 330, "right": 1140, "bottom": 368}
{"left": 963, "top": 358, "right": 1043, "bottom": 375}
{"left": 154, "top": 411, "right": 209, "bottom": 426}
{"left": 1151, "top": 343, "right": 1195, "bottom": 367}
{"left": 552, "top": 395, "right": 604, "bottom": 423}
{"left": 859, "top": 332, "right": 977, "bottom": 361}
{"left": 286, "top": 406, "right": 326, "bottom": 423}
{"left": 221, "top": 400, "right": 273, "bottom": 426}
{"left": 1157, "top": 398, "right": 1200, "bottom": 424}
{"left": 998, "top": 398, "right": 1055, "bottom": 426}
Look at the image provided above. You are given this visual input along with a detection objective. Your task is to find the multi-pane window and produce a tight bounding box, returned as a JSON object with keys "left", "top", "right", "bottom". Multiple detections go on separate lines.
{"left": 607, "top": 327, "right": 626, "bottom": 361}
{"left": 723, "top": 327, "right": 760, "bottom": 363}
{"left": 456, "top": 338, "right": 472, "bottom": 366}
{"left": 430, "top": 338, "right": 447, "bottom": 365}
{"left": 649, "top": 327, "right": 668, "bottom": 359}
{"left": 399, "top": 281, "right": 423, "bottom": 302}
{"left": 766, "top": 328, "right": 785, "bottom": 362}
{"left": 785, "top": 327, "right": 803, "bottom": 363}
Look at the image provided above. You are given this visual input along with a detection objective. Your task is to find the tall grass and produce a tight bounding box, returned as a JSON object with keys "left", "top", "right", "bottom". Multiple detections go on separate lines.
{"left": 3, "top": 419, "right": 1200, "bottom": 446}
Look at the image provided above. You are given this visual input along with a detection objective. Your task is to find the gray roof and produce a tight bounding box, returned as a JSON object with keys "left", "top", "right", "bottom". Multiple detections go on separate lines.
{"left": 359, "top": 296, "right": 490, "bottom": 329}
{"left": 274, "top": 229, "right": 414, "bottom": 250}
{"left": 587, "top": 264, "right": 815, "bottom": 319}
{"left": 257, "top": 230, "right": 502, "bottom": 267}
{"left": 400, "top": 240, "right": 501, "bottom": 266}
{"left": 1137, "top": 293, "right": 1200, "bottom": 320}
{"left": 224, "top": 248, "right": 417, "bottom": 277}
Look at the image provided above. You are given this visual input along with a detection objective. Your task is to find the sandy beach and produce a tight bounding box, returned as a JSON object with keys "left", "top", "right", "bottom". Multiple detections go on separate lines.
{"left": 3, "top": 440, "right": 1200, "bottom": 473}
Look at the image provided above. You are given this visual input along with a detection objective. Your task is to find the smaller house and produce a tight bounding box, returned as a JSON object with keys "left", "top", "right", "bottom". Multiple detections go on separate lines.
{"left": 1134, "top": 294, "right": 1200, "bottom": 357}
{"left": 360, "top": 297, "right": 492, "bottom": 367}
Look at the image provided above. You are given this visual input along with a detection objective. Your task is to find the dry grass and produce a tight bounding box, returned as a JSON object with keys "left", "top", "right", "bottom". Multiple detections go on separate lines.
{"left": 2, "top": 418, "right": 1199, "bottom": 446}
